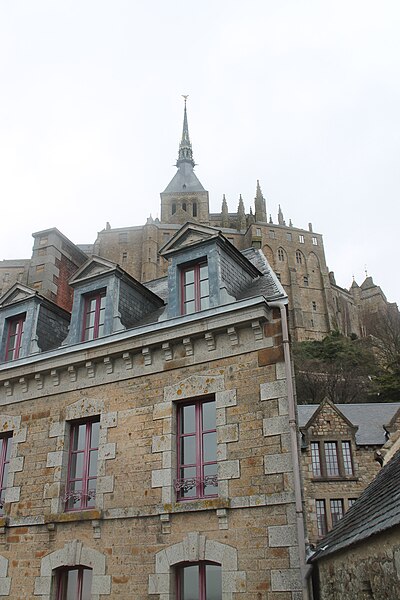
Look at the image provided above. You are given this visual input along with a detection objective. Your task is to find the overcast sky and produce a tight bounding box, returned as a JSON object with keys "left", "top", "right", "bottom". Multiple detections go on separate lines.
{"left": 1, "top": 1, "right": 399, "bottom": 304}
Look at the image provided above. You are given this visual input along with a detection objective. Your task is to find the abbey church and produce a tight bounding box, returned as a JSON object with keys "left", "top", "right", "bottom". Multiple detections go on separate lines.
{"left": 0, "top": 101, "right": 393, "bottom": 343}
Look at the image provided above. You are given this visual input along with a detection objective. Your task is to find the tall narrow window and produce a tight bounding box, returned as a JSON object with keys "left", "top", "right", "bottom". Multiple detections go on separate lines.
{"left": 312, "top": 237, "right": 318, "bottom": 246}
{"left": 0, "top": 434, "right": 12, "bottom": 515}
{"left": 82, "top": 291, "right": 106, "bottom": 341}
{"left": 5, "top": 314, "right": 25, "bottom": 361}
{"left": 192, "top": 202, "right": 198, "bottom": 217}
{"left": 324, "top": 442, "right": 339, "bottom": 476}
{"left": 330, "top": 499, "right": 344, "bottom": 527}
{"left": 181, "top": 262, "right": 209, "bottom": 315}
{"left": 315, "top": 500, "right": 328, "bottom": 537}
{"left": 175, "top": 398, "right": 217, "bottom": 501}
{"left": 172, "top": 203, "right": 177, "bottom": 215}
{"left": 310, "top": 442, "right": 321, "bottom": 477}
{"left": 278, "top": 248, "right": 285, "bottom": 262}
{"left": 65, "top": 420, "right": 99, "bottom": 511}
{"left": 176, "top": 562, "right": 221, "bottom": 600}
{"left": 56, "top": 566, "right": 93, "bottom": 600}
{"left": 299, "top": 234, "right": 305, "bottom": 243}
{"left": 341, "top": 441, "right": 354, "bottom": 475}
{"left": 296, "top": 250, "right": 302, "bottom": 264}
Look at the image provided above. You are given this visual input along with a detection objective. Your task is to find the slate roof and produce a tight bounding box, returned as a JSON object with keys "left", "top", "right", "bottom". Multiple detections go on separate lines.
{"left": 298, "top": 403, "right": 400, "bottom": 445}
{"left": 311, "top": 448, "right": 400, "bottom": 561}
{"left": 237, "top": 248, "right": 287, "bottom": 303}
{"left": 163, "top": 162, "right": 205, "bottom": 193}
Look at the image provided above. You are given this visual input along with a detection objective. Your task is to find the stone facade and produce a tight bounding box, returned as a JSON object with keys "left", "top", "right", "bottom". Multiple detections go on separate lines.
{"left": 315, "top": 527, "right": 400, "bottom": 599}
{"left": 0, "top": 222, "right": 308, "bottom": 598}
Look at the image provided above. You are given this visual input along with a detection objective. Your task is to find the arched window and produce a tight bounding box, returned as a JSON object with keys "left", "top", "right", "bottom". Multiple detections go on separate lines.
{"left": 278, "top": 248, "right": 285, "bottom": 262}
{"left": 192, "top": 202, "right": 197, "bottom": 217}
{"left": 176, "top": 562, "right": 221, "bottom": 600}
{"left": 182, "top": 202, "right": 187, "bottom": 212}
{"left": 55, "top": 566, "right": 92, "bottom": 600}
{"left": 172, "top": 204, "right": 176, "bottom": 215}
{"left": 296, "top": 250, "right": 302, "bottom": 264}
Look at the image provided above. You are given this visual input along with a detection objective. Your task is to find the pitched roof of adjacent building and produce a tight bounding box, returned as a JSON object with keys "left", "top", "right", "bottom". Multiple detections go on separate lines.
{"left": 311, "top": 447, "right": 400, "bottom": 561}
{"left": 298, "top": 403, "right": 400, "bottom": 445}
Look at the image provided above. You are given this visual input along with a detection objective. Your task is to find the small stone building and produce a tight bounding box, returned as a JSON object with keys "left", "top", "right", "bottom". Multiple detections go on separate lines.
{"left": 0, "top": 222, "right": 308, "bottom": 598}
{"left": 310, "top": 434, "right": 400, "bottom": 599}
{"left": 298, "top": 399, "right": 400, "bottom": 546}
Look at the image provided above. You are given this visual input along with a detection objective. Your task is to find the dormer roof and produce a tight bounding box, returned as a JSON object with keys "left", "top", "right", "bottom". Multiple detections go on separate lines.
{"left": 160, "top": 221, "right": 262, "bottom": 278}
{"left": 301, "top": 398, "right": 358, "bottom": 433}
{"left": 0, "top": 283, "right": 39, "bottom": 307}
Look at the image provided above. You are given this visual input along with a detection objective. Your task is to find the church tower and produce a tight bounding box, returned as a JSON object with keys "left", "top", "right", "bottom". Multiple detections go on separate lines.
{"left": 160, "top": 97, "right": 210, "bottom": 224}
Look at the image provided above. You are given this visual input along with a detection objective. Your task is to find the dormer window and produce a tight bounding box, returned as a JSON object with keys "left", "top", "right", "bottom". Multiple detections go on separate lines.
{"left": 181, "top": 262, "right": 209, "bottom": 315}
{"left": 82, "top": 291, "right": 106, "bottom": 341}
{"left": 5, "top": 314, "right": 25, "bottom": 361}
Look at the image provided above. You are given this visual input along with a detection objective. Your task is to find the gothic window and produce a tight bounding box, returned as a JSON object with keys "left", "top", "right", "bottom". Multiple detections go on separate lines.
{"left": 82, "top": 291, "right": 106, "bottom": 341}
{"left": 330, "top": 499, "right": 344, "bottom": 527}
{"left": 172, "top": 203, "right": 176, "bottom": 215}
{"left": 295, "top": 250, "right": 302, "bottom": 264}
{"left": 278, "top": 248, "right": 285, "bottom": 262}
{"left": 0, "top": 434, "right": 12, "bottom": 515}
{"left": 176, "top": 562, "right": 221, "bottom": 600}
{"left": 55, "top": 566, "right": 93, "bottom": 600}
{"left": 65, "top": 419, "right": 99, "bottom": 511}
{"left": 175, "top": 398, "right": 217, "bottom": 501}
{"left": 5, "top": 314, "right": 25, "bottom": 362}
{"left": 192, "top": 202, "right": 198, "bottom": 217}
{"left": 182, "top": 202, "right": 187, "bottom": 212}
{"left": 181, "top": 262, "right": 209, "bottom": 315}
{"left": 315, "top": 500, "right": 328, "bottom": 537}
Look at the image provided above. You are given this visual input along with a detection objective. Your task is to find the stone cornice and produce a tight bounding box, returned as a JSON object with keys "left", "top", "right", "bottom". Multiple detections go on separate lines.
{"left": 0, "top": 297, "right": 274, "bottom": 404}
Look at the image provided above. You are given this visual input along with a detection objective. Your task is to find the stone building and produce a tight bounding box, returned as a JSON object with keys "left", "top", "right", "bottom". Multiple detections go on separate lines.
{"left": 310, "top": 420, "right": 400, "bottom": 599}
{"left": 298, "top": 399, "right": 400, "bottom": 547}
{"left": 0, "top": 101, "right": 395, "bottom": 343}
{"left": 0, "top": 222, "right": 310, "bottom": 598}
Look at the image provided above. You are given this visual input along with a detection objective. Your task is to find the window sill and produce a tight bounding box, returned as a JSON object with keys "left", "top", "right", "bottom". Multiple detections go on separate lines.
{"left": 45, "top": 509, "right": 102, "bottom": 525}
{"left": 311, "top": 476, "right": 358, "bottom": 483}
{"left": 163, "top": 498, "right": 229, "bottom": 514}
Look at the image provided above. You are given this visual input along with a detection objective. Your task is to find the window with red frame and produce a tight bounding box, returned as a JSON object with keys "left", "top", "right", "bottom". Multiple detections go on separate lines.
{"left": 82, "top": 291, "right": 106, "bottom": 341}
{"left": 65, "top": 420, "right": 99, "bottom": 511}
{"left": 5, "top": 314, "right": 25, "bottom": 361}
{"left": 0, "top": 434, "right": 11, "bottom": 515}
{"left": 181, "top": 262, "right": 209, "bottom": 315}
{"left": 175, "top": 398, "right": 217, "bottom": 501}
{"left": 176, "top": 561, "right": 221, "bottom": 600}
{"left": 55, "top": 566, "right": 92, "bottom": 600}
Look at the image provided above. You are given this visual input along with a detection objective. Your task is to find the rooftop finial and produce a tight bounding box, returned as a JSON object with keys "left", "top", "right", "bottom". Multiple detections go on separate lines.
{"left": 177, "top": 95, "right": 195, "bottom": 167}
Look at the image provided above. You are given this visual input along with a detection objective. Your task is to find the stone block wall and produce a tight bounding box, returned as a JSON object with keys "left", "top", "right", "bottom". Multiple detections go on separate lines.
{"left": 316, "top": 528, "right": 400, "bottom": 599}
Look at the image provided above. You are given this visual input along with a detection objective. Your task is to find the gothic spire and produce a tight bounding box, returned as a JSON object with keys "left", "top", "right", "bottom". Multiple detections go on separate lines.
{"left": 254, "top": 180, "right": 267, "bottom": 222}
{"left": 177, "top": 95, "right": 195, "bottom": 167}
{"left": 221, "top": 194, "right": 229, "bottom": 228}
